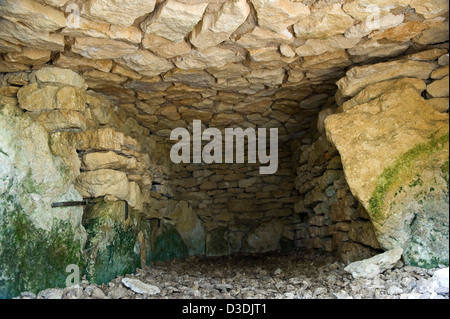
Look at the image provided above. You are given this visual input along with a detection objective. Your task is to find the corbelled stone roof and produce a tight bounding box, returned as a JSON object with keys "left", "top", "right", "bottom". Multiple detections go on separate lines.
{"left": 0, "top": 0, "right": 449, "bottom": 139}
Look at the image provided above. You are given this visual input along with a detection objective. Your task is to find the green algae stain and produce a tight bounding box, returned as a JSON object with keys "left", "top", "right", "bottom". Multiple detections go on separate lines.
{"left": 82, "top": 200, "right": 141, "bottom": 285}
{"left": 151, "top": 223, "right": 188, "bottom": 262}
{"left": 368, "top": 133, "right": 449, "bottom": 223}
{"left": 0, "top": 196, "right": 85, "bottom": 299}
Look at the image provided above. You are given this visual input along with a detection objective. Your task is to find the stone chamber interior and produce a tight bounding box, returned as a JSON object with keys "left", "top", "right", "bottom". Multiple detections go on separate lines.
{"left": 0, "top": 0, "right": 449, "bottom": 299}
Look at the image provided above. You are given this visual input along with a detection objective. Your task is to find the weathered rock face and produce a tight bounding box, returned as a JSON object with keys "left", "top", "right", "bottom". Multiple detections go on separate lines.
{"left": 325, "top": 56, "right": 449, "bottom": 268}
{"left": 0, "top": 102, "right": 86, "bottom": 298}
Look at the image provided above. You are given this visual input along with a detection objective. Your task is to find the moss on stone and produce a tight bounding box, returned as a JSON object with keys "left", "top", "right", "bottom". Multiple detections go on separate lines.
{"left": 0, "top": 196, "right": 85, "bottom": 299}
{"left": 369, "top": 133, "right": 449, "bottom": 223}
{"left": 206, "top": 227, "right": 229, "bottom": 257}
{"left": 82, "top": 200, "right": 141, "bottom": 285}
{"left": 441, "top": 160, "right": 449, "bottom": 190}
{"left": 150, "top": 222, "right": 188, "bottom": 262}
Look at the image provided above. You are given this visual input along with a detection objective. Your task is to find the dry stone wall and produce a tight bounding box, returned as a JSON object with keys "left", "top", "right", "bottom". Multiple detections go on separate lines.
{"left": 173, "top": 141, "right": 298, "bottom": 255}
{"left": 293, "top": 107, "right": 383, "bottom": 263}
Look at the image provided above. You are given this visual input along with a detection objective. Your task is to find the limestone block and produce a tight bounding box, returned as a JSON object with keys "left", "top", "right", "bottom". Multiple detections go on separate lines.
{"left": 35, "top": 110, "right": 91, "bottom": 131}
{"left": 426, "top": 98, "right": 449, "bottom": 113}
{"left": 175, "top": 47, "right": 245, "bottom": 70}
{"left": 349, "top": 220, "right": 381, "bottom": 249}
{"left": 325, "top": 83, "right": 449, "bottom": 266}
{"left": 342, "top": 77, "right": 426, "bottom": 111}
{"left": 126, "top": 182, "right": 144, "bottom": 211}
{"left": 236, "top": 27, "right": 293, "bottom": 48}
{"left": 336, "top": 59, "right": 436, "bottom": 97}
{"left": 141, "top": 0, "right": 208, "bottom": 43}
{"left": 116, "top": 50, "right": 174, "bottom": 78}
{"left": 370, "top": 19, "right": 444, "bottom": 42}
{"left": 53, "top": 54, "right": 113, "bottom": 73}
{"left": 61, "top": 18, "right": 142, "bottom": 44}
{"left": 431, "top": 66, "right": 449, "bottom": 80}
{"left": 81, "top": 151, "right": 138, "bottom": 172}
{"left": 344, "top": 248, "right": 403, "bottom": 279}
{"left": 17, "top": 84, "right": 58, "bottom": 111}
{"left": 74, "top": 169, "right": 130, "bottom": 199}
{"left": 295, "top": 35, "right": 361, "bottom": 57}
{"left": 4, "top": 48, "right": 51, "bottom": 65}
{"left": 247, "top": 68, "right": 285, "bottom": 87}
{"left": 294, "top": 4, "right": 354, "bottom": 39}
{"left": 142, "top": 34, "right": 191, "bottom": 58}
{"left": 34, "top": 67, "right": 86, "bottom": 88}
{"left": 0, "top": 0, "right": 66, "bottom": 32}
{"left": 413, "top": 21, "right": 449, "bottom": 45}
{"left": 409, "top": 0, "right": 449, "bottom": 19}
{"left": 251, "top": 0, "right": 310, "bottom": 33}
{"left": 73, "top": 37, "right": 137, "bottom": 60}
{"left": 0, "top": 18, "right": 64, "bottom": 52}
{"left": 83, "top": 0, "right": 156, "bottom": 27}
{"left": 190, "top": 0, "right": 250, "bottom": 49}
{"left": 427, "top": 75, "right": 449, "bottom": 98}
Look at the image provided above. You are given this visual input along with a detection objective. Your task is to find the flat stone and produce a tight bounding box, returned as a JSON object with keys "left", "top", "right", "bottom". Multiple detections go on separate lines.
{"left": 294, "top": 4, "right": 354, "bottom": 39}
{"left": 142, "top": 33, "right": 192, "bottom": 59}
{"left": 175, "top": 47, "right": 245, "bottom": 70}
{"left": 236, "top": 27, "right": 293, "bottom": 48}
{"left": 427, "top": 75, "right": 449, "bottom": 98}
{"left": 431, "top": 66, "right": 449, "bottom": 80}
{"left": 337, "top": 59, "right": 436, "bottom": 97}
{"left": 342, "top": 77, "right": 426, "bottom": 111}
{"left": 74, "top": 169, "right": 130, "bottom": 199}
{"left": 370, "top": 19, "right": 444, "bottom": 42}
{"left": 34, "top": 67, "right": 86, "bottom": 89}
{"left": 35, "top": 110, "right": 91, "bottom": 131}
{"left": 73, "top": 37, "right": 137, "bottom": 60}
{"left": 0, "top": 18, "right": 64, "bottom": 51}
{"left": 17, "top": 84, "right": 58, "bottom": 111}
{"left": 295, "top": 35, "right": 361, "bottom": 57}
{"left": 190, "top": 0, "right": 250, "bottom": 50}
{"left": 426, "top": 98, "right": 449, "bottom": 113}
{"left": 413, "top": 21, "right": 449, "bottom": 45}
{"left": 4, "top": 48, "right": 51, "bottom": 65}
{"left": 247, "top": 68, "right": 285, "bottom": 87}
{"left": 53, "top": 54, "right": 113, "bottom": 73}
{"left": 0, "top": 0, "right": 66, "bottom": 32}
{"left": 116, "top": 50, "right": 174, "bottom": 77}
{"left": 343, "top": 0, "right": 411, "bottom": 21}
{"left": 141, "top": 0, "right": 208, "bottom": 43}
{"left": 344, "top": 248, "right": 403, "bottom": 279}
{"left": 61, "top": 17, "right": 142, "bottom": 44}
{"left": 251, "top": 0, "right": 310, "bottom": 33}
{"left": 83, "top": 0, "right": 156, "bottom": 27}
{"left": 121, "top": 278, "right": 160, "bottom": 295}
{"left": 410, "top": 0, "right": 449, "bottom": 19}
{"left": 81, "top": 151, "right": 138, "bottom": 171}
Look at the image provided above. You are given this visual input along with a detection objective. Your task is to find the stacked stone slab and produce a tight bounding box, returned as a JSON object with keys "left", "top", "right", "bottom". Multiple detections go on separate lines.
{"left": 293, "top": 107, "right": 382, "bottom": 263}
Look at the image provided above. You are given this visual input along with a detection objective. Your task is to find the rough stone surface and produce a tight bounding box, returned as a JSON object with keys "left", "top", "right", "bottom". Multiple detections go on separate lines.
{"left": 83, "top": 0, "right": 156, "bottom": 27}
{"left": 344, "top": 248, "right": 403, "bottom": 279}
{"left": 326, "top": 81, "right": 449, "bottom": 267}
{"left": 141, "top": 0, "right": 208, "bottom": 43}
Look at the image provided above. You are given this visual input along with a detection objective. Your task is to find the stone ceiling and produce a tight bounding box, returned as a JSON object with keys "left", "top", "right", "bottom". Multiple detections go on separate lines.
{"left": 0, "top": 0, "right": 449, "bottom": 140}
